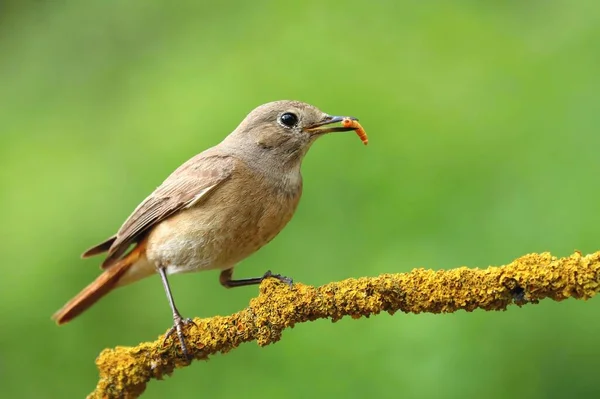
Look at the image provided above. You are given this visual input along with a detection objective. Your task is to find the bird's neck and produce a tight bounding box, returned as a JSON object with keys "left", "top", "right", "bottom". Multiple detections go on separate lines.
{"left": 218, "top": 137, "right": 304, "bottom": 194}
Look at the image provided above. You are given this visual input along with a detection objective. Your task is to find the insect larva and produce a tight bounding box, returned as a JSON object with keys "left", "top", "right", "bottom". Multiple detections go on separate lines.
{"left": 342, "top": 118, "right": 368, "bottom": 145}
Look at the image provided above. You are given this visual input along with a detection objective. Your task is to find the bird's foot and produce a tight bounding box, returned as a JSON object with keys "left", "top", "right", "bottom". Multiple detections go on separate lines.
{"left": 163, "top": 315, "right": 198, "bottom": 360}
{"left": 262, "top": 270, "right": 293, "bottom": 288}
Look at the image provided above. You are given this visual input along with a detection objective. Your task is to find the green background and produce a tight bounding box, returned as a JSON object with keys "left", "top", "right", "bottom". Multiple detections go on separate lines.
{"left": 2, "top": 1, "right": 599, "bottom": 398}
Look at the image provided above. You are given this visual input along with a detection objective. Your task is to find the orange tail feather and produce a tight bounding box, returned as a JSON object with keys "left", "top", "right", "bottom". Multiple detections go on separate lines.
{"left": 53, "top": 242, "right": 146, "bottom": 325}
{"left": 52, "top": 259, "right": 131, "bottom": 324}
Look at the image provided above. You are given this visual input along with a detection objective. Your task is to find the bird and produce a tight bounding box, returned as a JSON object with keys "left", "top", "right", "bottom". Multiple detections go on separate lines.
{"left": 52, "top": 100, "right": 364, "bottom": 358}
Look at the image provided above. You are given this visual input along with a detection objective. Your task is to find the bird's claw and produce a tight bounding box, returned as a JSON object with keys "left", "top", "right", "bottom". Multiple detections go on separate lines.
{"left": 262, "top": 270, "right": 294, "bottom": 288}
{"left": 163, "top": 316, "right": 198, "bottom": 359}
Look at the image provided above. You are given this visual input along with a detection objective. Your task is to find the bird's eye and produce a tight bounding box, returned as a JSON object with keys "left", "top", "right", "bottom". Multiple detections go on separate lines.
{"left": 279, "top": 112, "right": 298, "bottom": 128}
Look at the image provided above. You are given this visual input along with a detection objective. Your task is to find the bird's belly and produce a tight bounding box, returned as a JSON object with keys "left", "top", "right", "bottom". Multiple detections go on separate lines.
{"left": 145, "top": 193, "right": 299, "bottom": 275}
{"left": 147, "top": 224, "right": 216, "bottom": 274}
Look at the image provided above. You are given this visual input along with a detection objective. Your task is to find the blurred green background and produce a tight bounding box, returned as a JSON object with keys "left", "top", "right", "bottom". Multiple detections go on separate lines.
{"left": 2, "top": 1, "right": 599, "bottom": 398}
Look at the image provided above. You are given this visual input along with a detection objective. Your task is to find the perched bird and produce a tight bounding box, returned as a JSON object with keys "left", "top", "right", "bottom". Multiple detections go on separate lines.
{"left": 52, "top": 100, "right": 364, "bottom": 357}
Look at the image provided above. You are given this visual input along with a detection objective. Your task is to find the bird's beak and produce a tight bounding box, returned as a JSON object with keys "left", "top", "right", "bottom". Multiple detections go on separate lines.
{"left": 304, "top": 115, "right": 359, "bottom": 134}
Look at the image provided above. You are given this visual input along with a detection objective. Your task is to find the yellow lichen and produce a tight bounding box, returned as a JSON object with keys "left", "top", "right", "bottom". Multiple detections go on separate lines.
{"left": 87, "top": 250, "right": 600, "bottom": 399}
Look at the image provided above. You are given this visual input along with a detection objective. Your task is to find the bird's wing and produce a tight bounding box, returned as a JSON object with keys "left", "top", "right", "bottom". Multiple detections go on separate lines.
{"left": 83, "top": 153, "right": 235, "bottom": 269}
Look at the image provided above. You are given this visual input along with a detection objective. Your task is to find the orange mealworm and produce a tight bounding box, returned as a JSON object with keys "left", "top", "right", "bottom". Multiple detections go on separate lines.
{"left": 342, "top": 118, "right": 368, "bottom": 145}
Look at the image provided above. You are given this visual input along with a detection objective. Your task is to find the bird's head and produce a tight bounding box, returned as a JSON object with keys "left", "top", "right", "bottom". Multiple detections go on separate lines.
{"left": 224, "top": 100, "right": 360, "bottom": 166}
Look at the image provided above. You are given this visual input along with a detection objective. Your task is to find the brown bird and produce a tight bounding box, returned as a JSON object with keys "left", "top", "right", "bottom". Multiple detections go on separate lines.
{"left": 52, "top": 100, "right": 364, "bottom": 357}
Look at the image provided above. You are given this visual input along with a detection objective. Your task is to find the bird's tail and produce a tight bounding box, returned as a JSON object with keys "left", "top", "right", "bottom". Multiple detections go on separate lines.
{"left": 52, "top": 243, "right": 146, "bottom": 325}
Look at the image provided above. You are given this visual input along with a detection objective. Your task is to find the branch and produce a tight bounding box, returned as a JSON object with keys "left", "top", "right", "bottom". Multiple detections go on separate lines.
{"left": 87, "top": 250, "right": 600, "bottom": 398}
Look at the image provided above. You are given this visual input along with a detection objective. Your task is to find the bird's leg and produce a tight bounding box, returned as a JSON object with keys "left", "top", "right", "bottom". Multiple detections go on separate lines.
{"left": 219, "top": 268, "right": 293, "bottom": 288}
{"left": 158, "top": 266, "right": 196, "bottom": 359}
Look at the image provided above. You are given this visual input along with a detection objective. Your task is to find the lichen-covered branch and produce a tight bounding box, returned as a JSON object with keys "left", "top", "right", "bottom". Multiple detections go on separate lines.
{"left": 87, "top": 250, "right": 600, "bottom": 399}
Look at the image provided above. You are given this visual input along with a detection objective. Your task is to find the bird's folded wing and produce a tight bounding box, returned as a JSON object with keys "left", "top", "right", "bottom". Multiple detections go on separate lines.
{"left": 98, "top": 153, "right": 235, "bottom": 269}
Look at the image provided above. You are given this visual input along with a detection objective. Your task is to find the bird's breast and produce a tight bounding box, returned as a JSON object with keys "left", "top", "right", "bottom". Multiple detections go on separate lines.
{"left": 145, "top": 170, "right": 302, "bottom": 275}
